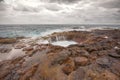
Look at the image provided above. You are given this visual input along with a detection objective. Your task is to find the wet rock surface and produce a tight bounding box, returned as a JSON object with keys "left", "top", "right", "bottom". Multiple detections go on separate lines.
{"left": 0, "top": 29, "right": 120, "bottom": 80}
{"left": 0, "top": 44, "right": 12, "bottom": 53}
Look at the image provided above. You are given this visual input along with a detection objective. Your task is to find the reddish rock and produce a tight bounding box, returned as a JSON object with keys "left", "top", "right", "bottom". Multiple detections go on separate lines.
{"left": 19, "top": 64, "right": 39, "bottom": 80}
{"left": 50, "top": 49, "right": 71, "bottom": 65}
{"left": 62, "top": 58, "right": 75, "bottom": 75}
{"left": 84, "top": 36, "right": 106, "bottom": 44}
{"left": 0, "top": 38, "right": 17, "bottom": 44}
{"left": 25, "top": 49, "right": 38, "bottom": 57}
{"left": 0, "top": 30, "right": 120, "bottom": 80}
{"left": 74, "top": 57, "right": 88, "bottom": 66}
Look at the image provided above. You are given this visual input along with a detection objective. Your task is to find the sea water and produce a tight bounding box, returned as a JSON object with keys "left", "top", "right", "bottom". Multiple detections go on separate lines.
{"left": 0, "top": 24, "right": 120, "bottom": 61}
{"left": 0, "top": 24, "right": 119, "bottom": 38}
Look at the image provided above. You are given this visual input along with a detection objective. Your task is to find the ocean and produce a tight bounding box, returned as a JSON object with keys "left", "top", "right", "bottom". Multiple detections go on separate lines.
{"left": 0, "top": 24, "right": 120, "bottom": 38}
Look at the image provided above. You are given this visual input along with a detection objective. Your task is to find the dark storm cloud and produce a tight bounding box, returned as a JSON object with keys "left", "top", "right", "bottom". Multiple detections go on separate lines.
{"left": 0, "top": 0, "right": 3, "bottom": 2}
{"left": 0, "top": 0, "right": 120, "bottom": 24}
{"left": 118, "top": 10, "right": 120, "bottom": 13}
{"left": 0, "top": 1, "right": 6, "bottom": 11}
{"left": 98, "top": 0, "right": 120, "bottom": 9}
{"left": 49, "top": 0, "right": 80, "bottom": 4}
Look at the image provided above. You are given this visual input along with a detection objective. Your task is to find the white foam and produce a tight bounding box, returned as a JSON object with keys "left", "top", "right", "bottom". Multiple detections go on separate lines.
{"left": 37, "top": 26, "right": 116, "bottom": 38}
{"left": 37, "top": 40, "right": 49, "bottom": 44}
{"left": 31, "top": 28, "right": 86, "bottom": 40}
{"left": 51, "top": 41, "right": 78, "bottom": 47}
{"left": 21, "top": 26, "right": 119, "bottom": 45}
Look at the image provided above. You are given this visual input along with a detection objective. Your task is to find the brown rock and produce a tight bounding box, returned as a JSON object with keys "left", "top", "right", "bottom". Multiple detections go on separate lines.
{"left": 19, "top": 64, "right": 39, "bottom": 80}
{"left": 74, "top": 57, "right": 88, "bottom": 66}
{"left": 0, "top": 44, "right": 12, "bottom": 53}
{"left": 110, "top": 60, "right": 120, "bottom": 76}
{"left": 23, "top": 47, "right": 33, "bottom": 51}
{"left": 69, "top": 46, "right": 90, "bottom": 57}
{"left": 51, "top": 49, "right": 71, "bottom": 65}
{"left": 15, "top": 43, "right": 26, "bottom": 49}
{"left": 25, "top": 49, "right": 38, "bottom": 57}
{"left": 0, "top": 38, "right": 17, "bottom": 44}
{"left": 96, "top": 57, "right": 111, "bottom": 68}
{"left": 108, "top": 53, "right": 120, "bottom": 58}
{"left": 0, "top": 47, "right": 12, "bottom": 53}
{"left": 115, "top": 48, "right": 120, "bottom": 54}
{"left": 62, "top": 58, "right": 75, "bottom": 75}
{"left": 68, "top": 68, "right": 85, "bottom": 80}
{"left": 79, "top": 50, "right": 89, "bottom": 57}
{"left": 0, "top": 30, "right": 120, "bottom": 80}
{"left": 95, "top": 70, "right": 119, "bottom": 80}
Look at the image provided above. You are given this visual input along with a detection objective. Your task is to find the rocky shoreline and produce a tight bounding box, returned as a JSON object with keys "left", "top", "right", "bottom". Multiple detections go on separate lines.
{"left": 0, "top": 29, "right": 120, "bottom": 80}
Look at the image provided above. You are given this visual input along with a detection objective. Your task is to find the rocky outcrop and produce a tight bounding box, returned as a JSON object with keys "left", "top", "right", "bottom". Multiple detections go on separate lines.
{"left": 0, "top": 29, "right": 120, "bottom": 80}
{"left": 0, "top": 38, "right": 17, "bottom": 44}
{"left": 42, "top": 31, "right": 92, "bottom": 43}
{"left": 74, "top": 57, "right": 89, "bottom": 66}
{"left": 14, "top": 43, "right": 26, "bottom": 49}
{"left": 0, "top": 44, "right": 12, "bottom": 53}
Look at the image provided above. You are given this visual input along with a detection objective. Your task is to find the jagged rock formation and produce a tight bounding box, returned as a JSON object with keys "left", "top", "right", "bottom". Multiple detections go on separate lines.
{"left": 0, "top": 29, "right": 120, "bottom": 80}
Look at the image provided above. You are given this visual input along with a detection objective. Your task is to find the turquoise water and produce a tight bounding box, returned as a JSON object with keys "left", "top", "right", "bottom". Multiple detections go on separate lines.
{"left": 0, "top": 24, "right": 120, "bottom": 38}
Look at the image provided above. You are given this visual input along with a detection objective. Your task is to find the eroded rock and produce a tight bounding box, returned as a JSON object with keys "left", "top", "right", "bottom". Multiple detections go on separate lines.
{"left": 74, "top": 57, "right": 89, "bottom": 66}
{"left": 0, "top": 29, "right": 120, "bottom": 80}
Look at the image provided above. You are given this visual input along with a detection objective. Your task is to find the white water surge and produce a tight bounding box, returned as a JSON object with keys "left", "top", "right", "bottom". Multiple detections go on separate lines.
{"left": 36, "top": 38, "right": 78, "bottom": 47}
{"left": 51, "top": 41, "right": 78, "bottom": 47}
{"left": 24, "top": 26, "right": 119, "bottom": 47}
{"left": 0, "top": 26, "right": 119, "bottom": 61}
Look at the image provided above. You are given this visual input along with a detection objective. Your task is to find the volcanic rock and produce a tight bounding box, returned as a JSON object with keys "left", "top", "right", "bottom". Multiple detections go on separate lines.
{"left": 0, "top": 29, "right": 120, "bottom": 80}
{"left": 62, "top": 58, "right": 75, "bottom": 75}
{"left": 23, "top": 47, "right": 33, "bottom": 51}
{"left": 96, "top": 57, "right": 111, "bottom": 68}
{"left": 68, "top": 68, "right": 85, "bottom": 80}
{"left": 108, "top": 53, "right": 120, "bottom": 58}
{"left": 0, "top": 44, "right": 12, "bottom": 53}
{"left": 74, "top": 57, "right": 89, "bottom": 66}
{"left": 14, "top": 43, "right": 26, "bottom": 49}
{"left": 0, "top": 38, "right": 17, "bottom": 44}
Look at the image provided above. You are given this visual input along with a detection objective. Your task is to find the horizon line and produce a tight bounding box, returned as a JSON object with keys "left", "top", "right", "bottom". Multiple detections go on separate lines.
{"left": 0, "top": 23, "right": 120, "bottom": 25}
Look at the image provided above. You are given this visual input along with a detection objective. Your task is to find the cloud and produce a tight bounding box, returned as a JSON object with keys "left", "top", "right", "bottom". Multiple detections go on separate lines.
{"left": 2, "top": 0, "right": 65, "bottom": 12}
{"left": 0, "top": 0, "right": 3, "bottom": 2}
{"left": 0, "top": 3, "right": 6, "bottom": 11}
{"left": 49, "top": 0, "right": 80, "bottom": 4}
{"left": 0, "top": 0, "right": 120, "bottom": 24}
{"left": 97, "top": 0, "right": 120, "bottom": 9}
{"left": 44, "top": 3, "right": 63, "bottom": 11}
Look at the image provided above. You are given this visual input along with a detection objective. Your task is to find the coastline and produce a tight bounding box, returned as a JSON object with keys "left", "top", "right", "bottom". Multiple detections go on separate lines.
{"left": 0, "top": 28, "right": 120, "bottom": 80}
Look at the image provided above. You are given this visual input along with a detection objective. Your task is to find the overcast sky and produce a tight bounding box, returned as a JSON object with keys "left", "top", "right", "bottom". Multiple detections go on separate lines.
{"left": 0, "top": 0, "right": 120, "bottom": 24}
